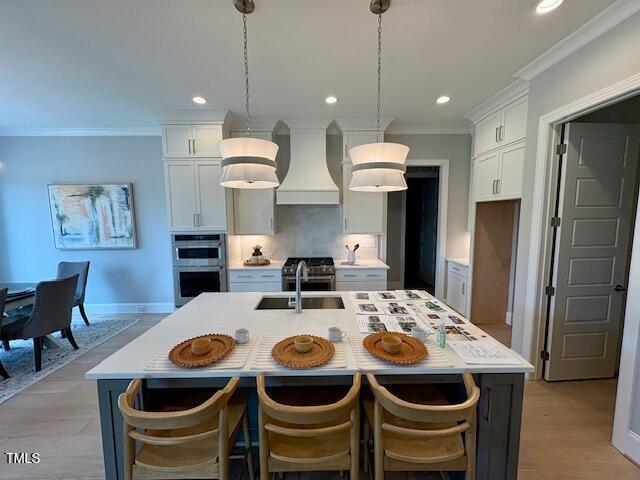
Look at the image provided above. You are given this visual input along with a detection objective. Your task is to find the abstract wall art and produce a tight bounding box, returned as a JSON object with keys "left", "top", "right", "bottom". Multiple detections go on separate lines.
{"left": 48, "top": 183, "right": 137, "bottom": 249}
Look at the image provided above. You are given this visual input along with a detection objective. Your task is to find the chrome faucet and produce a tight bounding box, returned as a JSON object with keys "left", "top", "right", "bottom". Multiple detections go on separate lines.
{"left": 289, "top": 260, "right": 308, "bottom": 314}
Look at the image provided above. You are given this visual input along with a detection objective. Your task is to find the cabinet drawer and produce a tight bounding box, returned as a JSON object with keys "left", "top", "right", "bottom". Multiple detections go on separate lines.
{"left": 447, "top": 262, "right": 468, "bottom": 278}
{"left": 336, "top": 281, "right": 387, "bottom": 291}
{"left": 336, "top": 269, "right": 387, "bottom": 282}
{"left": 228, "top": 282, "right": 282, "bottom": 293}
{"left": 228, "top": 270, "right": 282, "bottom": 283}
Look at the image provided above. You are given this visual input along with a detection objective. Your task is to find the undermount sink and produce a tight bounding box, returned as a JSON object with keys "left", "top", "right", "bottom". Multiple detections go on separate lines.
{"left": 255, "top": 295, "right": 345, "bottom": 310}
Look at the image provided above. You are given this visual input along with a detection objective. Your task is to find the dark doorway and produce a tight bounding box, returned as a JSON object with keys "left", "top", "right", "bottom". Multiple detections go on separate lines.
{"left": 403, "top": 167, "right": 439, "bottom": 293}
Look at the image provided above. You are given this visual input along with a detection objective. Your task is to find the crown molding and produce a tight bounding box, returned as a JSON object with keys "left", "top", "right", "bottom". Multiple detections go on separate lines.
{"left": 228, "top": 116, "right": 280, "bottom": 133}
{"left": 334, "top": 117, "right": 393, "bottom": 132}
{"left": 0, "top": 126, "right": 161, "bottom": 137}
{"left": 464, "top": 79, "right": 530, "bottom": 124}
{"left": 514, "top": 0, "right": 640, "bottom": 82}
{"left": 386, "top": 123, "right": 472, "bottom": 135}
{"left": 155, "top": 109, "right": 230, "bottom": 124}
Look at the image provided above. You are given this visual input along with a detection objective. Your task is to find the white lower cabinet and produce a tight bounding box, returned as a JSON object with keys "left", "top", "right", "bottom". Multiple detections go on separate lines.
{"left": 335, "top": 269, "right": 387, "bottom": 291}
{"left": 228, "top": 269, "right": 282, "bottom": 293}
{"left": 446, "top": 261, "right": 468, "bottom": 316}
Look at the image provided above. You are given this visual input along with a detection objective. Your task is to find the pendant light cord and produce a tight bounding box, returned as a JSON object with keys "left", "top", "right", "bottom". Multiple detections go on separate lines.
{"left": 376, "top": 13, "right": 382, "bottom": 143}
{"left": 243, "top": 12, "right": 251, "bottom": 137}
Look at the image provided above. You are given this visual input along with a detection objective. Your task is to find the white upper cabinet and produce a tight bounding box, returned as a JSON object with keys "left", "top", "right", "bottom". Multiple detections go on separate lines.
{"left": 162, "top": 124, "right": 223, "bottom": 158}
{"left": 342, "top": 131, "right": 385, "bottom": 234}
{"left": 230, "top": 130, "right": 276, "bottom": 235}
{"left": 474, "top": 140, "right": 525, "bottom": 202}
{"left": 473, "top": 95, "right": 528, "bottom": 157}
{"left": 163, "top": 159, "right": 229, "bottom": 232}
{"left": 474, "top": 111, "right": 502, "bottom": 157}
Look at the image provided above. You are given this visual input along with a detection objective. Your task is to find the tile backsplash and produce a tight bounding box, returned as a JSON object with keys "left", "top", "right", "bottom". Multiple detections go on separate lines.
{"left": 230, "top": 205, "right": 379, "bottom": 262}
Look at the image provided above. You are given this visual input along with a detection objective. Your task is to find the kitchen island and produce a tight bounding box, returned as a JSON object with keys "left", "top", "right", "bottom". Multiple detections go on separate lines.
{"left": 86, "top": 291, "right": 533, "bottom": 480}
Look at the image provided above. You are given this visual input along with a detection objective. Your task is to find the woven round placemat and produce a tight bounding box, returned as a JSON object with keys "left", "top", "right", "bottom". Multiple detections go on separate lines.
{"left": 169, "top": 334, "right": 235, "bottom": 368}
{"left": 362, "top": 333, "right": 428, "bottom": 365}
{"left": 271, "top": 335, "right": 335, "bottom": 369}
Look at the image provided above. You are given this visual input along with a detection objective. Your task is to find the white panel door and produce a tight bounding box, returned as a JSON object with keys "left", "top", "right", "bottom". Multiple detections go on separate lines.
{"left": 163, "top": 125, "right": 192, "bottom": 157}
{"left": 234, "top": 189, "right": 275, "bottom": 234}
{"left": 474, "top": 151, "right": 500, "bottom": 202}
{"left": 164, "top": 161, "right": 197, "bottom": 231}
{"left": 501, "top": 96, "right": 528, "bottom": 146}
{"left": 195, "top": 161, "right": 227, "bottom": 231}
{"left": 192, "top": 125, "right": 223, "bottom": 157}
{"left": 497, "top": 141, "right": 525, "bottom": 199}
{"left": 342, "top": 164, "right": 384, "bottom": 234}
{"left": 474, "top": 111, "right": 502, "bottom": 156}
{"left": 545, "top": 123, "right": 640, "bottom": 381}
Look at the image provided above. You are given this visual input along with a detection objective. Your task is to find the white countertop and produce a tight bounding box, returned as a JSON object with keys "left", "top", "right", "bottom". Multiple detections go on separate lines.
{"left": 86, "top": 291, "right": 533, "bottom": 380}
{"left": 447, "top": 257, "right": 470, "bottom": 267}
{"left": 334, "top": 259, "right": 390, "bottom": 269}
{"left": 228, "top": 260, "right": 285, "bottom": 271}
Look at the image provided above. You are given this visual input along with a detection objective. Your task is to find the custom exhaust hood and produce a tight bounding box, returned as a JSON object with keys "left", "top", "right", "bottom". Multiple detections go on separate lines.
{"left": 276, "top": 120, "right": 340, "bottom": 205}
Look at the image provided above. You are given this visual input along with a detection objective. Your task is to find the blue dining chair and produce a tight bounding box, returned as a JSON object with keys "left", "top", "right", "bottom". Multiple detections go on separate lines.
{"left": 57, "top": 261, "right": 91, "bottom": 325}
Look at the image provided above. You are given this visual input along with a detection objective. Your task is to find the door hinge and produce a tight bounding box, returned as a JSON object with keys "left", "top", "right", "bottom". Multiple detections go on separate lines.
{"left": 540, "top": 350, "right": 550, "bottom": 361}
{"left": 556, "top": 143, "right": 567, "bottom": 155}
{"left": 545, "top": 285, "right": 555, "bottom": 296}
{"left": 551, "top": 217, "right": 561, "bottom": 227}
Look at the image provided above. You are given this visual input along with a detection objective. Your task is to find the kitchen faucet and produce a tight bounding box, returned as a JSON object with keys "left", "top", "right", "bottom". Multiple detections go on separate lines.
{"left": 289, "top": 260, "right": 308, "bottom": 314}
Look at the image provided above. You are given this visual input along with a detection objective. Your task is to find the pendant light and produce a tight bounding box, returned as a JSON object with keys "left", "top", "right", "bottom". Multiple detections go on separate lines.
{"left": 349, "top": 0, "right": 409, "bottom": 192}
{"left": 219, "top": 0, "right": 279, "bottom": 189}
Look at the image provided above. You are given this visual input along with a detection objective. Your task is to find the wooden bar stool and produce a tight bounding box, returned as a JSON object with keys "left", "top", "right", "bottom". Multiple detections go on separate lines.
{"left": 118, "top": 377, "right": 254, "bottom": 480}
{"left": 257, "top": 374, "right": 361, "bottom": 480}
{"left": 363, "top": 373, "right": 480, "bottom": 480}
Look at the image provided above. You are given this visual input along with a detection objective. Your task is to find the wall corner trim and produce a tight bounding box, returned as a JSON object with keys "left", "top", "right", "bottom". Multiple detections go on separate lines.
{"left": 464, "top": 79, "right": 530, "bottom": 124}
{"left": 514, "top": 0, "right": 640, "bottom": 82}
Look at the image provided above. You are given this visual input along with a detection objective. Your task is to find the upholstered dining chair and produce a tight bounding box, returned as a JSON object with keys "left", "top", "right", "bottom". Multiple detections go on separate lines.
{"left": 118, "top": 377, "right": 254, "bottom": 480}
{"left": 57, "top": 261, "right": 91, "bottom": 325}
{"left": 0, "top": 288, "right": 9, "bottom": 379}
{"left": 257, "top": 373, "right": 361, "bottom": 480}
{"left": 363, "top": 372, "right": 480, "bottom": 480}
{"left": 0, "top": 275, "right": 79, "bottom": 372}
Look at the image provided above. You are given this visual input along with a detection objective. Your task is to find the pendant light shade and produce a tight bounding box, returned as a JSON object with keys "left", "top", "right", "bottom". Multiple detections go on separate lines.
{"left": 219, "top": 137, "right": 279, "bottom": 189}
{"left": 349, "top": 142, "right": 409, "bottom": 192}
{"left": 219, "top": 0, "right": 280, "bottom": 189}
{"left": 348, "top": 0, "right": 409, "bottom": 192}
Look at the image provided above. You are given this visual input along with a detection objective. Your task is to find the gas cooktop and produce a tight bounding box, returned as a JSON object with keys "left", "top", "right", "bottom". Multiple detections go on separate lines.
{"left": 282, "top": 257, "right": 335, "bottom": 275}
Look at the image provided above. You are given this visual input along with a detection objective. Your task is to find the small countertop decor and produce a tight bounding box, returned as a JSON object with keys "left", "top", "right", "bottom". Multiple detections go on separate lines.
{"left": 168, "top": 334, "right": 235, "bottom": 368}
{"left": 362, "top": 332, "right": 428, "bottom": 365}
{"left": 271, "top": 335, "right": 335, "bottom": 369}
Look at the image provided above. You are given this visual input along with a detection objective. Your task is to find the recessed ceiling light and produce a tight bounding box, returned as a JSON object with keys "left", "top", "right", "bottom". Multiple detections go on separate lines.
{"left": 436, "top": 96, "right": 451, "bottom": 105}
{"left": 192, "top": 96, "right": 207, "bottom": 105}
{"left": 535, "top": 0, "right": 564, "bottom": 14}
{"left": 325, "top": 95, "right": 338, "bottom": 105}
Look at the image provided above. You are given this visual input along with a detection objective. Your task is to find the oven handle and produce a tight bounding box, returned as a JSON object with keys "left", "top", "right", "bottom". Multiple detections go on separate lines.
{"left": 283, "top": 275, "right": 335, "bottom": 282}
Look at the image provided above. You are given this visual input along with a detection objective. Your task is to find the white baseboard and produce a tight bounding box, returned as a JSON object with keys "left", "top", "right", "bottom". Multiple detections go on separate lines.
{"left": 506, "top": 311, "right": 513, "bottom": 326}
{"left": 82, "top": 303, "right": 175, "bottom": 314}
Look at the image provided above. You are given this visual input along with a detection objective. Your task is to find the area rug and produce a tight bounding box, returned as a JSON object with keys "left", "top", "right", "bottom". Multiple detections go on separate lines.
{"left": 0, "top": 315, "right": 139, "bottom": 404}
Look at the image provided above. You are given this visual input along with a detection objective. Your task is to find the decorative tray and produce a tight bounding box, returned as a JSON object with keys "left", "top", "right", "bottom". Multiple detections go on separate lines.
{"left": 169, "top": 334, "right": 235, "bottom": 368}
{"left": 362, "top": 333, "right": 428, "bottom": 365}
{"left": 243, "top": 259, "right": 271, "bottom": 266}
{"left": 271, "top": 335, "right": 335, "bottom": 369}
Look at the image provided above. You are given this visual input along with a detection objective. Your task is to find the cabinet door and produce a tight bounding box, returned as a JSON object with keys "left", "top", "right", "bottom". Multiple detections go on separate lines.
{"left": 501, "top": 96, "right": 528, "bottom": 146}
{"left": 474, "top": 111, "right": 502, "bottom": 156}
{"left": 163, "top": 125, "right": 192, "bottom": 157}
{"left": 474, "top": 151, "right": 501, "bottom": 202}
{"left": 447, "top": 272, "right": 466, "bottom": 316}
{"left": 195, "top": 161, "right": 227, "bottom": 231}
{"left": 343, "top": 131, "right": 379, "bottom": 163}
{"left": 164, "top": 161, "right": 197, "bottom": 231}
{"left": 342, "top": 164, "right": 384, "bottom": 234}
{"left": 233, "top": 189, "right": 275, "bottom": 235}
{"left": 497, "top": 141, "right": 525, "bottom": 199}
{"left": 336, "top": 281, "right": 387, "bottom": 291}
{"left": 192, "top": 125, "right": 223, "bottom": 157}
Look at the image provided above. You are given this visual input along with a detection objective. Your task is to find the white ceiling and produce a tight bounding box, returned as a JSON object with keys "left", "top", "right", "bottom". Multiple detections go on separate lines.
{"left": 0, "top": 0, "right": 617, "bottom": 132}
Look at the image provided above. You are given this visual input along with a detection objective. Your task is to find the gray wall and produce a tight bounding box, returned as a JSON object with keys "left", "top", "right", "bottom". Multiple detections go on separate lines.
{"left": 0, "top": 136, "right": 172, "bottom": 306}
{"left": 512, "top": 11, "right": 640, "bottom": 356}
{"left": 385, "top": 134, "right": 472, "bottom": 284}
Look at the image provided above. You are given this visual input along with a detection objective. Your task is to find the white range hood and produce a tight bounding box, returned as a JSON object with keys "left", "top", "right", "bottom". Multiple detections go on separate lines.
{"left": 276, "top": 119, "right": 340, "bottom": 205}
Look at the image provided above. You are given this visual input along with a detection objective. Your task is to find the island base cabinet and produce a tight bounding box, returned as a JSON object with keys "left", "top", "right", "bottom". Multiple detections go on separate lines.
{"left": 95, "top": 373, "right": 525, "bottom": 480}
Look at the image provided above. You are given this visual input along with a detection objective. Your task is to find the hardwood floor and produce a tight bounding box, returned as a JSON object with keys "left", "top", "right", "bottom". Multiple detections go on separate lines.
{"left": 478, "top": 323, "right": 512, "bottom": 348}
{"left": 0, "top": 314, "right": 638, "bottom": 479}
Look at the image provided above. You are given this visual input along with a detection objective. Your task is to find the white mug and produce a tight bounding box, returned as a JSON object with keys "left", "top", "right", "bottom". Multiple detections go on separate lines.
{"left": 235, "top": 328, "right": 250, "bottom": 344}
{"left": 411, "top": 326, "right": 430, "bottom": 342}
{"left": 328, "top": 326, "right": 347, "bottom": 342}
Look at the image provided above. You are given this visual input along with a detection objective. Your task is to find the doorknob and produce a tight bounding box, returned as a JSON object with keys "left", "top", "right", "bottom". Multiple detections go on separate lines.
{"left": 615, "top": 285, "right": 628, "bottom": 292}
